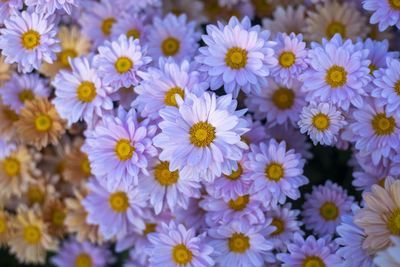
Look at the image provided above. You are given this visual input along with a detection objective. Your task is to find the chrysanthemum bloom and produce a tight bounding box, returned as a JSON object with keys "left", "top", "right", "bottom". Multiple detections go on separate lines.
{"left": 133, "top": 58, "right": 207, "bottom": 119}
{"left": 246, "top": 78, "right": 306, "bottom": 127}
{"left": 82, "top": 107, "right": 157, "bottom": 188}
{"left": 277, "top": 233, "right": 343, "bottom": 267}
{"left": 363, "top": 0, "right": 400, "bottom": 31}
{"left": 0, "top": 0, "right": 23, "bottom": 25}
{"left": 245, "top": 139, "right": 308, "bottom": 209}
{"left": 153, "top": 92, "right": 249, "bottom": 182}
{"left": 208, "top": 220, "right": 275, "bottom": 267}
{"left": 0, "top": 138, "right": 16, "bottom": 159}
{"left": 0, "top": 73, "right": 50, "bottom": 113}
{"left": 43, "top": 199, "right": 67, "bottom": 237}
{"left": 8, "top": 205, "right": 58, "bottom": 264}
{"left": 262, "top": 5, "right": 306, "bottom": 35}
{"left": 146, "top": 13, "right": 200, "bottom": 63}
{"left": 63, "top": 139, "right": 92, "bottom": 185}
{"left": 82, "top": 177, "right": 148, "bottom": 240}
{"left": 51, "top": 238, "right": 115, "bottom": 267}
{"left": 39, "top": 26, "right": 91, "bottom": 79}
{"left": 94, "top": 34, "right": 152, "bottom": 90}
{"left": 302, "top": 180, "right": 354, "bottom": 236}
{"left": 15, "top": 96, "right": 66, "bottom": 150}
{"left": 354, "top": 177, "right": 400, "bottom": 253}
{"left": 25, "top": 0, "right": 80, "bottom": 15}
{"left": 0, "top": 99, "right": 19, "bottom": 140}
{"left": 23, "top": 176, "right": 58, "bottom": 207}
{"left": 196, "top": 16, "right": 277, "bottom": 97}
{"left": 299, "top": 102, "right": 347, "bottom": 146}
{"left": 374, "top": 236, "right": 400, "bottom": 266}
{"left": 0, "top": 208, "right": 13, "bottom": 247}
{"left": 147, "top": 221, "right": 214, "bottom": 267}
{"left": 111, "top": 13, "right": 146, "bottom": 41}
{"left": 0, "top": 11, "right": 61, "bottom": 73}
{"left": 265, "top": 203, "right": 303, "bottom": 251}
{"left": 300, "top": 34, "right": 371, "bottom": 110}
{"left": 52, "top": 56, "right": 113, "bottom": 127}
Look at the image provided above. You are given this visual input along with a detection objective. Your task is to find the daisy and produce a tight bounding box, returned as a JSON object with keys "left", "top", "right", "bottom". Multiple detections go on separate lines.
{"left": 354, "top": 177, "right": 400, "bottom": 253}
{"left": 39, "top": 26, "right": 91, "bottom": 79}
{"left": 374, "top": 236, "right": 400, "bottom": 266}
{"left": 24, "top": 0, "right": 80, "bottom": 15}
{"left": 15, "top": 96, "right": 66, "bottom": 150}
{"left": 51, "top": 238, "right": 115, "bottom": 267}
{"left": 0, "top": 99, "right": 19, "bottom": 140}
{"left": 208, "top": 220, "right": 275, "bottom": 267}
{"left": 8, "top": 205, "right": 58, "bottom": 264}
{"left": 0, "top": 73, "right": 50, "bottom": 113}
{"left": 196, "top": 16, "right": 277, "bottom": 97}
{"left": 0, "top": 0, "right": 23, "bottom": 25}
{"left": 262, "top": 5, "right": 307, "bottom": 35}
{"left": 277, "top": 233, "right": 343, "bottom": 267}
{"left": 146, "top": 13, "right": 200, "bottom": 62}
{"left": 300, "top": 34, "right": 371, "bottom": 110}
{"left": 82, "top": 107, "right": 157, "bottom": 188}
{"left": 0, "top": 10, "right": 61, "bottom": 73}
{"left": 63, "top": 138, "right": 92, "bottom": 185}
{"left": 245, "top": 139, "right": 308, "bottom": 209}
{"left": 94, "top": 34, "right": 152, "bottom": 89}
{"left": 111, "top": 13, "right": 146, "bottom": 42}
{"left": 43, "top": 199, "right": 67, "bottom": 237}
{"left": 299, "top": 102, "right": 347, "bottom": 146}
{"left": 52, "top": 55, "right": 113, "bottom": 127}
{"left": 363, "top": 0, "right": 400, "bottom": 31}
{"left": 0, "top": 208, "right": 13, "bottom": 247}
{"left": 147, "top": 221, "right": 214, "bottom": 267}
{"left": 0, "top": 138, "right": 16, "bottom": 159}
{"left": 24, "top": 176, "right": 58, "bottom": 207}
{"left": 153, "top": 91, "right": 249, "bottom": 182}
{"left": 246, "top": 78, "right": 306, "bottom": 127}
{"left": 82, "top": 177, "right": 148, "bottom": 240}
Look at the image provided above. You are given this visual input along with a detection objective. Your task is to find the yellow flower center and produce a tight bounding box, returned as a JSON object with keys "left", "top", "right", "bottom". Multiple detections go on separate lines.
{"left": 189, "top": 122, "right": 216, "bottom": 147}
{"left": 2, "top": 157, "right": 20, "bottom": 177}
{"left": 114, "top": 139, "right": 135, "bottom": 161}
{"left": 115, "top": 57, "right": 133, "bottom": 74}
{"left": 101, "top": 18, "right": 115, "bottom": 36}
{"left": 143, "top": 223, "right": 157, "bottom": 235}
{"left": 164, "top": 87, "right": 184, "bottom": 107}
{"left": 154, "top": 161, "right": 179, "bottom": 186}
{"left": 388, "top": 208, "right": 400, "bottom": 235}
{"left": 18, "top": 90, "right": 34, "bottom": 103}
{"left": 75, "top": 253, "right": 93, "bottom": 267}
{"left": 389, "top": 0, "right": 400, "bottom": 10}
{"left": 4, "top": 108, "right": 19, "bottom": 122}
{"left": 77, "top": 81, "right": 97, "bottom": 103}
{"left": 23, "top": 225, "right": 41, "bottom": 244}
{"left": 312, "top": 113, "right": 330, "bottom": 131}
{"left": 35, "top": 114, "right": 52, "bottom": 132}
{"left": 326, "top": 21, "right": 346, "bottom": 39}
{"left": 377, "top": 177, "right": 386, "bottom": 188}
{"left": 265, "top": 162, "right": 284, "bottom": 182}
{"left": 56, "top": 161, "right": 65, "bottom": 175}
{"left": 372, "top": 113, "right": 396, "bottom": 135}
{"left": 80, "top": 158, "right": 92, "bottom": 177}
{"left": 302, "top": 256, "right": 326, "bottom": 267}
{"left": 28, "top": 187, "right": 45, "bottom": 205}
{"left": 279, "top": 52, "right": 296, "bottom": 68}
{"left": 272, "top": 88, "right": 295, "bottom": 110}
{"left": 394, "top": 80, "right": 400, "bottom": 95}
{"left": 161, "top": 37, "right": 180, "bottom": 56}
{"left": 270, "top": 217, "right": 285, "bottom": 236}
{"left": 228, "top": 195, "right": 250, "bottom": 211}
{"left": 0, "top": 218, "right": 7, "bottom": 234}
{"left": 224, "top": 163, "right": 243, "bottom": 181}
{"left": 319, "top": 202, "right": 339, "bottom": 221}
{"left": 21, "top": 30, "right": 41, "bottom": 50}
{"left": 58, "top": 49, "right": 78, "bottom": 68}
{"left": 225, "top": 47, "right": 248, "bottom": 69}
{"left": 109, "top": 191, "right": 129, "bottom": 212}
{"left": 368, "top": 64, "right": 378, "bottom": 76}
{"left": 52, "top": 210, "right": 66, "bottom": 226}
{"left": 325, "top": 65, "right": 347, "bottom": 88}
{"left": 228, "top": 232, "right": 250, "bottom": 253}
{"left": 127, "top": 29, "right": 140, "bottom": 39}
{"left": 172, "top": 244, "right": 193, "bottom": 265}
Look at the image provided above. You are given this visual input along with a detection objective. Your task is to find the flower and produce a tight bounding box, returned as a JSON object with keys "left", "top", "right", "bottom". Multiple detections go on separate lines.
{"left": 43, "top": 199, "right": 67, "bottom": 237}
{"left": 299, "top": 102, "right": 347, "bottom": 146}
{"left": 245, "top": 139, "right": 308, "bottom": 209}
{"left": 363, "top": 0, "right": 400, "bottom": 31}
{"left": 196, "top": 16, "right": 277, "bottom": 97}
{"left": 374, "top": 236, "right": 400, "bottom": 267}
{"left": 111, "top": 13, "right": 146, "bottom": 42}
{"left": 63, "top": 138, "right": 92, "bottom": 184}
{"left": 262, "top": 5, "right": 307, "bottom": 35}
{"left": 147, "top": 221, "right": 214, "bottom": 267}
{"left": 0, "top": 98, "right": 20, "bottom": 140}
{"left": 15, "top": 96, "right": 66, "bottom": 150}
{"left": 0, "top": 207, "right": 13, "bottom": 247}
{"left": 0, "top": 11, "right": 60, "bottom": 73}
{"left": 153, "top": 92, "right": 249, "bottom": 182}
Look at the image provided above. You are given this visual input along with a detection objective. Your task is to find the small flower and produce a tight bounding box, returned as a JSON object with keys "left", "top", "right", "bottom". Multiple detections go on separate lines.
{"left": 262, "top": 5, "right": 307, "bottom": 35}
{"left": 43, "top": 199, "right": 67, "bottom": 237}
{"left": 363, "top": 0, "right": 400, "bottom": 31}
{"left": 111, "top": 13, "right": 146, "bottom": 42}
{"left": 63, "top": 138, "right": 92, "bottom": 185}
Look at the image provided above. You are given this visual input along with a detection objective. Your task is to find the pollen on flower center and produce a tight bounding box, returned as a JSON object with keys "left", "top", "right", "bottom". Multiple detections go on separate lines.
{"left": 21, "top": 30, "right": 41, "bottom": 50}
{"left": 80, "top": 158, "right": 92, "bottom": 176}
{"left": 115, "top": 57, "right": 133, "bottom": 74}
{"left": 224, "top": 163, "right": 243, "bottom": 181}
{"left": 35, "top": 114, "right": 52, "bottom": 132}
{"left": 162, "top": 37, "right": 180, "bottom": 56}
{"left": 3, "top": 157, "right": 20, "bottom": 176}
{"left": 127, "top": 29, "right": 140, "bottom": 39}
{"left": 28, "top": 187, "right": 45, "bottom": 205}
{"left": 189, "top": 121, "right": 216, "bottom": 147}
{"left": 143, "top": 223, "right": 157, "bottom": 235}
{"left": 272, "top": 88, "right": 295, "bottom": 110}
{"left": 109, "top": 191, "right": 129, "bottom": 212}
{"left": 325, "top": 65, "right": 347, "bottom": 88}
{"left": 326, "top": 21, "right": 346, "bottom": 39}
{"left": 172, "top": 244, "right": 193, "bottom": 265}
{"left": 270, "top": 217, "right": 285, "bottom": 236}
{"left": 302, "top": 256, "right": 326, "bottom": 267}
{"left": 0, "top": 218, "right": 7, "bottom": 234}
{"left": 228, "top": 195, "right": 250, "bottom": 211}
{"left": 319, "top": 202, "right": 339, "bottom": 221}
{"left": 101, "top": 18, "right": 115, "bottom": 36}
{"left": 389, "top": 0, "right": 400, "bottom": 10}
{"left": 394, "top": 80, "right": 400, "bottom": 95}
{"left": 75, "top": 253, "right": 92, "bottom": 267}
{"left": 154, "top": 161, "right": 179, "bottom": 186}
{"left": 372, "top": 113, "right": 396, "bottom": 135}
{"left": 225, "top": 47, "right": 248, "bottom": 69}
{"left": 164, "top": 87, "right": 184, "bottom": 107}
{"left": 23, "top": 225, "right": 41, "bottom": 244}
{"left": 279, "top": 52, "right": 296, "bottom": 68}
{"left": 58, "top": 49, "right": 78, "bottom": 68}
{"left": 18, "top": 90, "right": 34, "bottom": 103}
{"left": 114, "top": 139, "right": 135, "bottom": 161}
{"left": 228, "top": 232, "right": 250, "bottom": 253}
{"left": 51, "top": 210, "right": 66, "bottom": 226}
{"left": 388, "top": 208, "right": 400, "bottom": 235}
{"left": 265, "top": 162, "right": 284, "bottom": 182}
{"left": 312, "top": 113, "right": 330, "bottom": 131}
